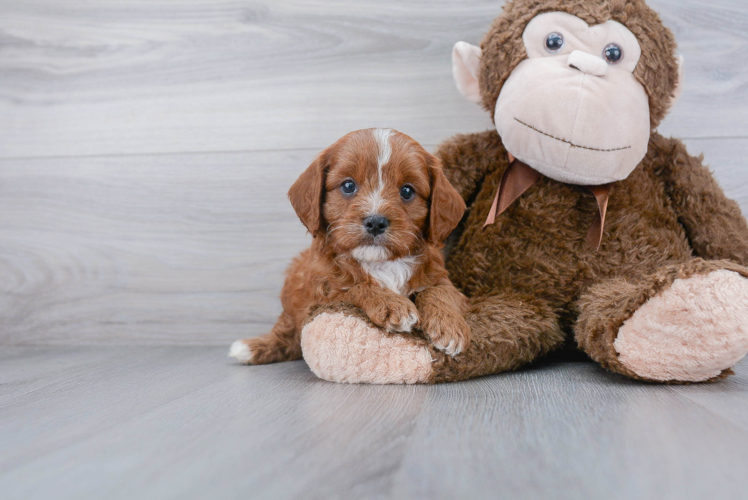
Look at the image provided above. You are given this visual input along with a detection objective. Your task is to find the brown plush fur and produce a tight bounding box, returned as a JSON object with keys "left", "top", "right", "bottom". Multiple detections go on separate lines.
{"left": 433, "top": 129, "right": 748, "bottom": 381}
{"left": 479, "top": 0, "right": 680, "bottom": 129}
{"left": 237, "top": 129, "right": 469, "bottom": 364}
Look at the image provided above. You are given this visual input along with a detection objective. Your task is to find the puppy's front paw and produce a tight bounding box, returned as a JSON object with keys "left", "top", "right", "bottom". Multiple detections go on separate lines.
{"left": 364, "top": 295, "right": 420, "bottom": 333}
{"left": 421, "top": 312, "right": 470, "bottom": 356}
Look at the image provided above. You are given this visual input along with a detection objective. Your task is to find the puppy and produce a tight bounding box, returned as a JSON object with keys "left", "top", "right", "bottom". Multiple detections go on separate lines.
{"left": 230, "top": 128, "right": 469, "bottom": 365}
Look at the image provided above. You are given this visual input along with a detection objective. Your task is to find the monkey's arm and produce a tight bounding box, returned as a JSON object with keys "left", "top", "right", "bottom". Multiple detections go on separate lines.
{"left": 657, "top": 135, "right": 748, "bottom": 265}
{"left": 435, "top": 130, "right": 506, "bottom": 203}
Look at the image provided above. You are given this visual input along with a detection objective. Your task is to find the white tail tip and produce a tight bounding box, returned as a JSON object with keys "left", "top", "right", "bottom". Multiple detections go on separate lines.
{"left": 229, "top": 340, "right": 253, "bottom": 364}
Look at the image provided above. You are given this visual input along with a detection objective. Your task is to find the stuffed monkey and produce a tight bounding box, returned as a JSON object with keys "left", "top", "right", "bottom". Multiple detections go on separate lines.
{"left": 293, "top": 0, "right": 748, "bottom": 384}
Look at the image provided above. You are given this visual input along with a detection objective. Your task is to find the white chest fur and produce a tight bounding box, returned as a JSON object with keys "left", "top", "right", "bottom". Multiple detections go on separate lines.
{"left": 351, "top": 246, "right": 419, "bottom": 295}
{"left": 361, "top": 257, "right": 418, "bottom": 295}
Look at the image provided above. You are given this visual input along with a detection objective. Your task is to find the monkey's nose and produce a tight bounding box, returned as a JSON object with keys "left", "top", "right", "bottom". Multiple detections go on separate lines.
{"left": 363, "top": 215, "right": 389, "bottom": 236}
{"left": 567, "top": 50, "right": 608, "bottom": 77}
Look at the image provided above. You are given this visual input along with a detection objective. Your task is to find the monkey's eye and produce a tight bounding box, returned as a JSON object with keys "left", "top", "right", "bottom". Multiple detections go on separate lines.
{"left": 545, "top": 32, "right": 564, "bottom": 53}
{"left": 603, "top": 43, "right": 623, "bottom": 64}
{"left": 400, "top": 184, "right": 416, "bottom": 201}
{"left": 340, "top": 179, "right": 357, "bottom": 196}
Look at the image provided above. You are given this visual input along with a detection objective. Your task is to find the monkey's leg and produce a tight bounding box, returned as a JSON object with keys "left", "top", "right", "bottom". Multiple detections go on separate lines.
{"left": 299, "top": 303, "right": 434, "bottom": 384}
{"left": 575, "top": 259, "right": 748, "bottom": 383}
{"left": 301, "top": 294, "right": 565, "bottom": 384}
{"left": 229, "top": 310, "right": 301, "bottom": 365}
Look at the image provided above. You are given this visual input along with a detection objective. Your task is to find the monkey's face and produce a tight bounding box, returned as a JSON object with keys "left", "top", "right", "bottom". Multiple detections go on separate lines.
{"left": 494, "top": 12, "right": 650, "bottom": 185}
{"left": 452, "top": 9, "right": 684, "bottom": 186}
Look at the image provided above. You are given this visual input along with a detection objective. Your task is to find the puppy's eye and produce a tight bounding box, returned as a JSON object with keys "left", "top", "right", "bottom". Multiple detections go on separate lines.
{"left": 545, "top": 32, "right": 564, "bottom": 53}
{"left": 603, "top": 43, "right": 623, "bottom": 64}
{"left": 400, "top": 184, "right": 416, "bottom": 201}
{"left": 340, "top": 179, "right": 357, "bottom": 196}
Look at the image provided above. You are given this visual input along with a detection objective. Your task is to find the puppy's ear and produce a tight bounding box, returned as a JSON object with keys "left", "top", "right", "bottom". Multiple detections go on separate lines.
{"left": 427, "top": 154, "right": 466, "bottom": 244}
{"left": 288, "top": 148, "right": 330, "bottom": 237}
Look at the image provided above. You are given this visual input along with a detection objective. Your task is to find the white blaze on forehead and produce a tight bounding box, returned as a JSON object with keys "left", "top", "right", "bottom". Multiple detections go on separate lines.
{"left": 374, "top": 128, "right": 393, "bottom": 176}
{"left": 367, "top": 128, "right": 393, "bottom": 214}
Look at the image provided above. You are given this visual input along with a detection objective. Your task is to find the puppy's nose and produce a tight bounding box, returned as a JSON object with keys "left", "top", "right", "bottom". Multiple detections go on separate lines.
{"left": 363, "top": 215, "right": 389, "bottom": 236}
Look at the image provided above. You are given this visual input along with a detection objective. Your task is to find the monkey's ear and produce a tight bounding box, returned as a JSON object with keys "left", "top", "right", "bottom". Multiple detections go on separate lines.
{"left": 669, "top": 55, "right": 685, "bottom": 110}
{"left": 288, "top": 149, "right": 329, "bottom": 237}
{"left": 452, "top": 41, "right": 483, "bottom": 104}
{"left": 427, "top": 155, "right": 467, "bottom": 244}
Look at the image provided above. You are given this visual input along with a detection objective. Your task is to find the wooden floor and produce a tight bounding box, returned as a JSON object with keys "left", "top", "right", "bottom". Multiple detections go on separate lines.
{"left": 2, "top": 0, "right": 748, "bottom": 498}
{"left": 0, "top": 347, "right": 746, "bottom": 500}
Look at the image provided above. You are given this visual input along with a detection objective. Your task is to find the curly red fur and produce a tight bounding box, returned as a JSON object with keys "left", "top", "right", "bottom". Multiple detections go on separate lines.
{"left": 237, "top": 129, "right": 469, "bottom": 364}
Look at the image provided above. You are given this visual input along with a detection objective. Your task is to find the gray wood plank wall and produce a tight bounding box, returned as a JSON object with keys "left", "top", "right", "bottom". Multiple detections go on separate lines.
{"left": 1, "top": 0, "right": 746, "bottom": 345}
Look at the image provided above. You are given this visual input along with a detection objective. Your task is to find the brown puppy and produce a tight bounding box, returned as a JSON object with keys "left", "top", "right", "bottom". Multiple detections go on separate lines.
{"left": 230, "top": 128, "right": 469, "bottom": 365}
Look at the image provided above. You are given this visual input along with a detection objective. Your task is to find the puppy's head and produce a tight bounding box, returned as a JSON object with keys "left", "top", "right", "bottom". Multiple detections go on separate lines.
{"left": 288, "top": 128, "right": 466, "bottom": 261}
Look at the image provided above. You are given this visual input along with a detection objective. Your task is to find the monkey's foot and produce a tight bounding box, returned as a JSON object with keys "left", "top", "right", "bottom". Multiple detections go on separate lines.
{"left": 614, "top": 270, "right": 748, "bottom": 382}
{"left": 301, "top": 311, "right": 433, "bottom": 384}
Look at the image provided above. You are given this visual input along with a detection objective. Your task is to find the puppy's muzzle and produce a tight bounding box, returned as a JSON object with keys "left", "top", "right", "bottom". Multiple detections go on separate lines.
{"left": 363, "top": 215, "right": 389, "bottom": 236}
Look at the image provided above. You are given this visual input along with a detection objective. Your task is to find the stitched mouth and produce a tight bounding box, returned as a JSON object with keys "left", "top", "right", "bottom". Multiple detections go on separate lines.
{"left": 514, "top": 118, "right": 631, "bottom": 153}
